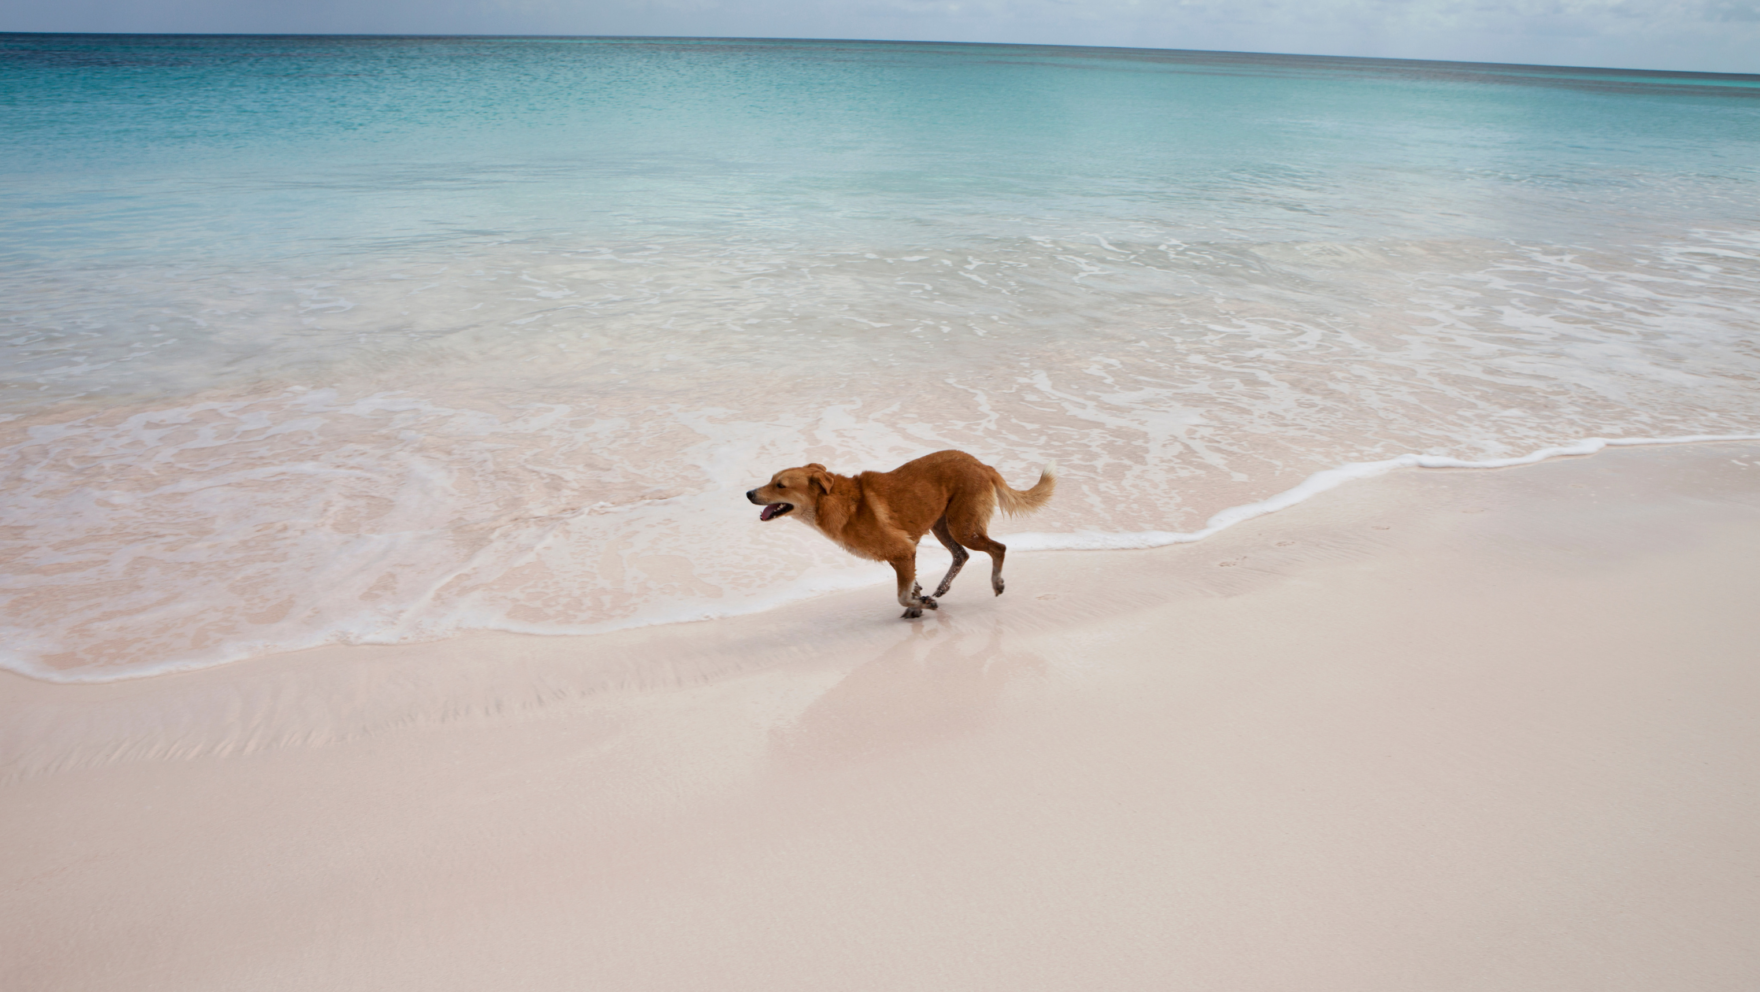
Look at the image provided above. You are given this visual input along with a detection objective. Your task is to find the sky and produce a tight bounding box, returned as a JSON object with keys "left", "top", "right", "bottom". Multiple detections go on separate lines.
{"left": 4, "top": 0, "right": 1759, "bottom": 74}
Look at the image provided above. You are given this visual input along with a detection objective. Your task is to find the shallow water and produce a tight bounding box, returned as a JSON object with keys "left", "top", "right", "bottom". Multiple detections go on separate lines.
{"left": 4, "top": 35, "right": 1759, "bottom": 680}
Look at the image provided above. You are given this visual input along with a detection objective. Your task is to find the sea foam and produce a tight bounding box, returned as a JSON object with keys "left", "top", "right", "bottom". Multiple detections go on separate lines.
{"left": 1005, "top": 434, "right": 1760, "bottom": 552}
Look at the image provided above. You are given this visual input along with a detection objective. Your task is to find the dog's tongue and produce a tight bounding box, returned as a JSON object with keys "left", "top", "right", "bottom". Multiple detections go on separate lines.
{"left": 760, "top": 503, "right": 788, "bottom": 521}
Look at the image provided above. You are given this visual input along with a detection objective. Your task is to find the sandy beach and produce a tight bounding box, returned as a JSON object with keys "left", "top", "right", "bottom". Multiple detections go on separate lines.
{"left": 7, "top": 34, "right": 1760, "bottom": 992}
{"left": 4, "top": 440, "right": 1758, "bottom": 991}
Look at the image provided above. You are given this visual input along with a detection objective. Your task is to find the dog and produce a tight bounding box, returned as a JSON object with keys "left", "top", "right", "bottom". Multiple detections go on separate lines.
{"left": 746, "top": 450, "right": 1055, "bottom": 618}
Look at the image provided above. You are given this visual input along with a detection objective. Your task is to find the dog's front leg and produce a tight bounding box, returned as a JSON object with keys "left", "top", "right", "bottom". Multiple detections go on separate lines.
{"left": 892, "top": 556, "right": 937, "bottom": 618}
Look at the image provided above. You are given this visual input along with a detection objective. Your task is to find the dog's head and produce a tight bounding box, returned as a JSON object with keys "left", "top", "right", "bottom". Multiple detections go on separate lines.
{"left": 746, "top": 463, "right": 835, "bottom": 522}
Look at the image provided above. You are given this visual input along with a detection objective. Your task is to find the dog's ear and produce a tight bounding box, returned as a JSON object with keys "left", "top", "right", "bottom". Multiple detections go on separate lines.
{"left": 808, "top": 466, "right": 834, "bottom": 494}
{"left": 805, "top": 463, "right": 826, "bottom": 472}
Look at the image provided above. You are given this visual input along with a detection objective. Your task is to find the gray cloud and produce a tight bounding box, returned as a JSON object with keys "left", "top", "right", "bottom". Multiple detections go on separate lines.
{"left": 4, "top": 0, "right": 1757, "bottom": 72}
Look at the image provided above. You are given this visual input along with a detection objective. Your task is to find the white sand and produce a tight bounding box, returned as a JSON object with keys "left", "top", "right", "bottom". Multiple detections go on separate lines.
{"left": 4, "top": 442, "right": 1759, "bottom": 991}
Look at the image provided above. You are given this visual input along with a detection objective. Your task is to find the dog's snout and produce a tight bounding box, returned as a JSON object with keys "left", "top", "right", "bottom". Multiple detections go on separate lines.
{"left": 746, "top": 488, "right": 760, "bottom": 504}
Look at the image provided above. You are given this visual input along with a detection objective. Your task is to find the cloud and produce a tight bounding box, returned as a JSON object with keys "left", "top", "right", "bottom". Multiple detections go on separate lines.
{"left": 4, "top": 0, "right": 1757, "bottom": 72}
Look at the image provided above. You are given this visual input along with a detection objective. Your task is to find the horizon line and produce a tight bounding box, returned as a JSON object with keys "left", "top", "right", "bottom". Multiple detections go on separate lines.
{"left": 5, "top": 31, "right": 1758, "bottom": 80}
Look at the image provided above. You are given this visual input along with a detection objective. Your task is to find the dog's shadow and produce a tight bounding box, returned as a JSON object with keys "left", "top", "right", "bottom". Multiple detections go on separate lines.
{"left": 769, "top": 620, "right": 1046, "bottom": 765}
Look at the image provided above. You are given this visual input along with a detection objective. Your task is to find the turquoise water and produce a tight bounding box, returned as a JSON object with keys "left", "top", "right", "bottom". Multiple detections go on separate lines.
{"left": 4, "top": 35, "right": 1759, "bottom": 679}
{"left": 7, "top": 38, "right": 1759, "bottom": 267}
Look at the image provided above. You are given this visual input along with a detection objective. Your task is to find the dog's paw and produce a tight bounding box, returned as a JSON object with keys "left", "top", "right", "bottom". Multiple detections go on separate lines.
{"left": 992, "top": 577, "right": 1006, "bottom": 596}
{"left": 902, "top": 607, "right": 924, "bottom": 619}
{"left": 919, "top": 595, "right": 938, "bottom": 610}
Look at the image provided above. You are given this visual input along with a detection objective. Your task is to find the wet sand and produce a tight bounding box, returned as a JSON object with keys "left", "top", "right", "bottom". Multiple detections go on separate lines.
{"left": 4, "top": 441, "right": 1759, "bottom": 991}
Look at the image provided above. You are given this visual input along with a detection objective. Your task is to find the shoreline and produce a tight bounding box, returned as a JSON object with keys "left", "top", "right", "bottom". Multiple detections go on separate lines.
{"left": 4, "top": 440, "right": 1758, "bottom": 990}
{"left": 8, "top": 431, "right": 1760, "bottom": 685}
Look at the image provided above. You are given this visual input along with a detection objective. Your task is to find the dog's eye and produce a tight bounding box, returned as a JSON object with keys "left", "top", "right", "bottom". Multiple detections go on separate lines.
{"left": 777, "top": 482, "right": 787, "bottom": 489}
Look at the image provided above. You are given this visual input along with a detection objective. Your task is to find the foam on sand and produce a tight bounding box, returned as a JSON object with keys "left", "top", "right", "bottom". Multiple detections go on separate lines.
{"left": 4, "top": 423, "right": 1755, "bottom": 684}
{"left": 1008, "top": 432, "right": 1760, "bottom": 551}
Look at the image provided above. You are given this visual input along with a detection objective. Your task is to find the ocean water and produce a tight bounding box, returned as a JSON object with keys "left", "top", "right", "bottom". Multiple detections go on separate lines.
{"left": 3, "top": 35, "right": 1759, "bottom": 681}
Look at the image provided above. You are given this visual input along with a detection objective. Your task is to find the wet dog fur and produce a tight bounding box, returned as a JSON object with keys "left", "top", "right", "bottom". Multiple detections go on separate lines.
{"left": 746, "top": 450, "right": 1056, "bottom": 618}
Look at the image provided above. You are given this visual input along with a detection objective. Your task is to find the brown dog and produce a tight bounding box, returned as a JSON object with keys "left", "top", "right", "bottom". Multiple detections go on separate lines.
{"left": 746, "top": 450, "right": 1055, "bottom": 618}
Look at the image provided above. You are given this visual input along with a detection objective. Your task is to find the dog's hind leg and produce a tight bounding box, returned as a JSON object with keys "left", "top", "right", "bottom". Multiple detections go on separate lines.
{"left": 929, "top": 517, "right": 970, "bottom": 599}
{"left": 891, "top": 555, "right": 938, "bottom": 618}
{"left": 947, "top": 498, "right": 1009, "bottom": 596}
{"left": 960, "top": 529, "right": 1008, "bottom": 596}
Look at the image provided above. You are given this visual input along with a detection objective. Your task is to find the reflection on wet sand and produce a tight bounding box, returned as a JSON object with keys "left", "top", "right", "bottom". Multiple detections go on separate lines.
{"left": 771, "top": 620, "right": 1048, "bottom": 765}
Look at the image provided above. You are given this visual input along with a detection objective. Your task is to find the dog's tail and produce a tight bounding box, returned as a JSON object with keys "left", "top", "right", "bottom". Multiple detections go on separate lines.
{"left": 992, "top": 461, "right": 1057, "bottom": 517}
